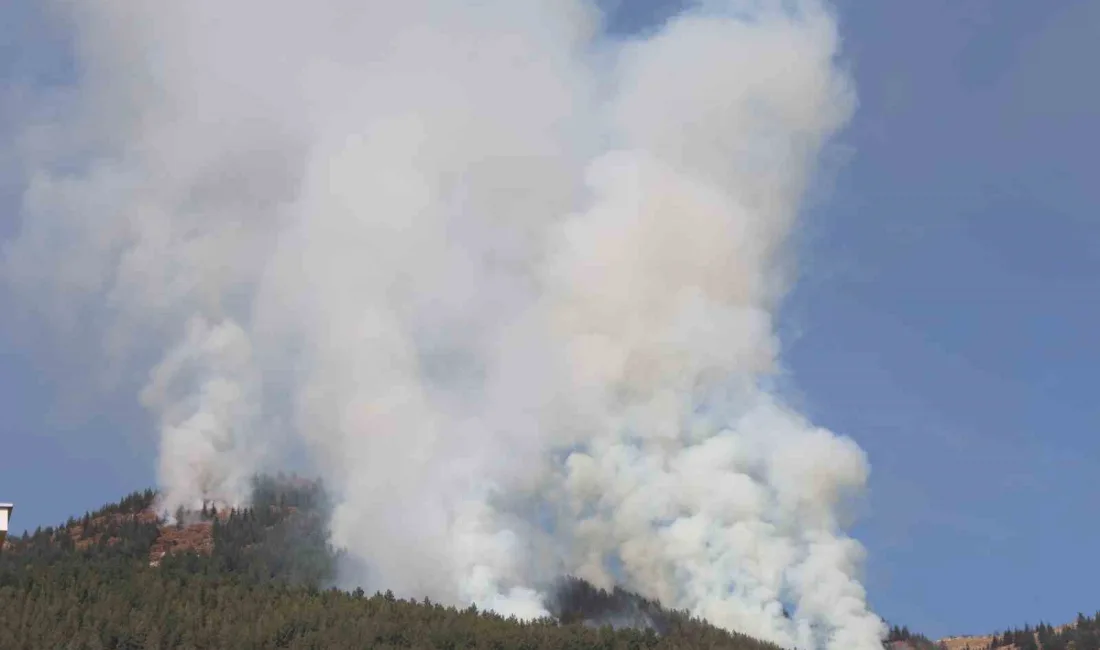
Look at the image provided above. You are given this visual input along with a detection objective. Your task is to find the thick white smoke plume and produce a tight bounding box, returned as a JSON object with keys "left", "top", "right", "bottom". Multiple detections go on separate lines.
{"left": 1, "top": 0, "right": 883, "bottom": 647}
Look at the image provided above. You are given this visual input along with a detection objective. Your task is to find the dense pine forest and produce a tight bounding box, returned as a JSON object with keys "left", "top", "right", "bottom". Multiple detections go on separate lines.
{"left": 0, "top": 476, "right": 782, "bottom": 650}
{"left": 3, "top": 476, "right": 1096, "bottom": 650}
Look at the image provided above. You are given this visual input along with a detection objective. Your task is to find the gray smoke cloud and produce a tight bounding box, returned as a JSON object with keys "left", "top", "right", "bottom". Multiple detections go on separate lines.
{"left": 1, "top": 0, "right": 883, "bottom": 647}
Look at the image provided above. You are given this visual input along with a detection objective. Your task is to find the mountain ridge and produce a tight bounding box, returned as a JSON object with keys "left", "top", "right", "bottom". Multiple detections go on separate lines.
{"left": 0, "top": 477, "right": 779, "bottom": 650}
{"left": 2, "top": 478, "right": 1095, "bottom": 650}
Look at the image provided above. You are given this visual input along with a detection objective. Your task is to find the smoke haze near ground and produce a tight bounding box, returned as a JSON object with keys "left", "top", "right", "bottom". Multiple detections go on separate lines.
{"left": 1, "top": 1, "right": 883, "bottom": 648}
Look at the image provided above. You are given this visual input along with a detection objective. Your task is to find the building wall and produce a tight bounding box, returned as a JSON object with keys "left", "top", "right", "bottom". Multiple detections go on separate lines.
{"left": 0, "top": 506, "right": 9, "bottom": 548}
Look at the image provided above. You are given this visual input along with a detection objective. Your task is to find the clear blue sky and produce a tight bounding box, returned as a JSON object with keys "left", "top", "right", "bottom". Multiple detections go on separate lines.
{"left": 1, "top": 0, "right": 1098, "bottom": 641}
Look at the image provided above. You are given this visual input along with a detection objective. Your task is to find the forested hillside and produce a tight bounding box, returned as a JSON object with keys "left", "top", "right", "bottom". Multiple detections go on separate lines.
{"left": 4, "top": 476, "right": 1095, "bottom": 650}
{"left": 885, "top": 625, "right": 938, "bottom": 650}
{"left": 987, "top": 615, "right": 1100, "bottom": 650}
{"left": 0, "top": 477, "right": 781, "bottom": 650}
{"left": 889, "top": 614, "right": 1100, "bottom": 650}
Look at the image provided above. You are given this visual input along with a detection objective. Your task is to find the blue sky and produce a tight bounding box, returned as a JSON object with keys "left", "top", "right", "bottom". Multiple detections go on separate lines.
{"left": 2, "top": 0, "right": 1098, "bottom": 641}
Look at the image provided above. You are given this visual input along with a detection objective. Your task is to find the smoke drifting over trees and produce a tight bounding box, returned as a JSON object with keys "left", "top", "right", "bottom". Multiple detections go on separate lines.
{"left": 0, "top": 483, "right": 785, "bottom": 649}
{"left": 2, "top": 0, "right": 881, "bottom": 648}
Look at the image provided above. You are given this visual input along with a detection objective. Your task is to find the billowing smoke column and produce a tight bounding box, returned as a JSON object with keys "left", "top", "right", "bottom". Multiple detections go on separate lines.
{"left": 1, "top": 0, "right": 883, "bottom": 647}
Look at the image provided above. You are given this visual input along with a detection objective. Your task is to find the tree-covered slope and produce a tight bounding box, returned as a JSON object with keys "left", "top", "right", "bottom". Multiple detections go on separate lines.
{"left": 0, "top": 476, "right": 783, "bottom": 650}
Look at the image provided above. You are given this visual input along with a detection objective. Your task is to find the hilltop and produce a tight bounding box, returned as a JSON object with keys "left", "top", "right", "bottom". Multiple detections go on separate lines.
{"left": 0, "top": 476, "right": 780, "bottom": 650}
{"left": 886, "top": 616, "right": 1100, "bottom": 650}
{"left": 4, "top": 477, "right": 1097, "bottom": 650}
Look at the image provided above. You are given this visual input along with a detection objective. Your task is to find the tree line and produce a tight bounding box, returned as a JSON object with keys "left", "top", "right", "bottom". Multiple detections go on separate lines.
{"left": 0, "top": 477, "right": 783, "bottom": 650}
{"left": 991, "top": 614, "right": 1100, "bottom": 650}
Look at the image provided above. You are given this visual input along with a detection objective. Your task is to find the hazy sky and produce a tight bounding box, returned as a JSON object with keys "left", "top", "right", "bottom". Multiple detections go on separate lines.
{"left": 2, "top": 0, "right": 1098, "bottom": 640}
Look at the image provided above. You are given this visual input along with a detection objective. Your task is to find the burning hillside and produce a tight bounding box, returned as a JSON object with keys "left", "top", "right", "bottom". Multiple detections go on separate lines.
{"left": 0, "top": 480, "right": 783, "bottom": 650}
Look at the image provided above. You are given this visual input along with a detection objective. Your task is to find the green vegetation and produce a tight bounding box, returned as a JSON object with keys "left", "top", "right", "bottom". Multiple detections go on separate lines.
{"left": 12, "top": 475, "right": 1093, "bottom": 650}
{"left": 885, "top": 612, "right": 1100, "bottom": 650}
{"left": 991, "top": 614, "right": 1100, "bottom": 650}
{"left": 0, "top": 477, "right": 782, "bottom": 650}
{"left": 885, "top": 624, "right": 938, "bottom": 649}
